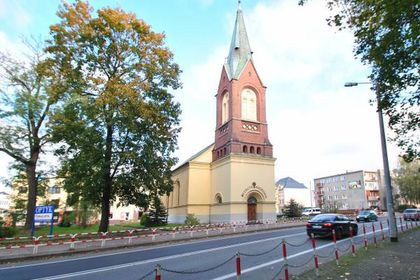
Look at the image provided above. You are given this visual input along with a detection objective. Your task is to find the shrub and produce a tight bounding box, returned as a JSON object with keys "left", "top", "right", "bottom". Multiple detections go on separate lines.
{"left": 0, "top": 217, "right": 17, "bottom": 238}
{"left": 184, "top": 213, "right": 200, "bottom": 226}
{"left": 140, "top": 213, "right": 151, "bottom": 227}
{"left": 284, "top": 199, "right": 303, "bottom": 218}
{"left": 396, "top": 204, "right": 417, "bottom": 212}
{"left": 58, "top": 212, "right": 74, "bottom": 227}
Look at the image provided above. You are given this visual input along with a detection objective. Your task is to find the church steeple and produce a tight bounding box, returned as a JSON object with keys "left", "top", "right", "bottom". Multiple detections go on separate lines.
{"left": 212, "top": 3, "right": 272, "bottom": 162}
{"left": 225, "top": 4, "right": 253, "bottom": 80}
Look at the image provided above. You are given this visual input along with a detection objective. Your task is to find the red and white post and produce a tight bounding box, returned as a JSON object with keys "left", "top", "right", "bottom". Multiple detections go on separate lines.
{"left": 155, "top": 264, "right": 161, "bottom": 280}
{"left": 363, "top": 224, "right": 368, "bottom": 250}
{"left": 282, "top": 239, "right": 289, "bottom": 280}
{"left": 372, "top": 222, "right": 377, "bottom": 248}
{"left": 236, "top": 252, "right": 241, "bottom": 280}
{"left": 380, "top": 221, "right": 385, "bottom": 241}
{"left": 399, "top": 216, "right": 404, "bottom": 232}
{"left": 332, "top": 229, "right": 339, "bottom": 265}
{"left": 349, "top": 226, "right": 356, "bottom": 257}
{"left": 311, "top": 233, "right": 319, "bottom": 277}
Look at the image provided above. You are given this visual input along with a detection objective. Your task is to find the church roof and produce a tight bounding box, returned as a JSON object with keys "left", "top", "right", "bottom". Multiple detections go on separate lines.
{"left": 172, "top": 143, "right": 214, "bottom": 171}
{"left": 224, "top": 3, "right": 253, "bottom": 80}
{"left": 276, "top": 177, "right": 307, "bottom": 189}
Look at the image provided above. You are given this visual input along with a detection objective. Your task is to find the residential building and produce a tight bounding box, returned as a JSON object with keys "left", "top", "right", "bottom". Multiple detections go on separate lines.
{"left": 314, "top": 170, "right": 381, "bottom": 211}
{"left": 165, "top": 5, "right": 276, "bottom": 224}
{"left": 275, "top": 177, "right": 311, "bottom": 214}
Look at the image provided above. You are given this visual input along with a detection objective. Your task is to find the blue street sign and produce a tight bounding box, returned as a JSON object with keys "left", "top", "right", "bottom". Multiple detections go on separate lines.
{"left": 32, "top": 205, "right": 55, "bottom": 237}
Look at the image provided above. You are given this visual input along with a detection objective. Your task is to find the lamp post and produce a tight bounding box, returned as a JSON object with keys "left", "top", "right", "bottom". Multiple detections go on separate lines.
{"left": 344, "top": 82, "right": 398, "bottom": 242}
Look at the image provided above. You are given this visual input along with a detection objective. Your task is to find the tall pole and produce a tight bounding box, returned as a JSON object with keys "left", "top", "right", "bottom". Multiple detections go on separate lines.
{"left": 376, "top": 90, "right": 398, "bottom": 242}
{"left": 344, "top": 82, "right": 398, "bottom": 242}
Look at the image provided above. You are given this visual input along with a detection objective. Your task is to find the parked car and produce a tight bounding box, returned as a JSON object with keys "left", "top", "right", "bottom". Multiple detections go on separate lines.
{"left": 403, "top": 208, "right": 420, "bottom": 221}
{"left": 356, "top": 210, "right": 378, "bottom": 222}
{"left": 306, "top": 214, "right": 358, "bottom": 239}
{"left": 302, "top": 207, "right": 321, "bottom": 216}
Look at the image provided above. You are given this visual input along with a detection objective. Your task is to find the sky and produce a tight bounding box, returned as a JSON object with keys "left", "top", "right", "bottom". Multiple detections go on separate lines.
{"left": 0, "top": 0, "right": 403, "bottom": 192}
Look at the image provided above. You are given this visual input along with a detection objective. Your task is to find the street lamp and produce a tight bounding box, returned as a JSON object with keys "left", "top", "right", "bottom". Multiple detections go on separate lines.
{"left": 345, "top": 81, "right": 398, "bottom": 242}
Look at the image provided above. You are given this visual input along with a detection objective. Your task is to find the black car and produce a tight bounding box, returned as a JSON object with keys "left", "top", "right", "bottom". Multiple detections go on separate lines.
{"left": 306, "top": 214, "right": 358, "bottom": 239}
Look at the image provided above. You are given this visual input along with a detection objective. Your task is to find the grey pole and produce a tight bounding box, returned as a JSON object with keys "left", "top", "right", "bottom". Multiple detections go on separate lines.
{"left": 344, "top": 82, "right": 398, "bottom": 242}
{"left": 376, "top": 90, "right": 398, "bottom": 242}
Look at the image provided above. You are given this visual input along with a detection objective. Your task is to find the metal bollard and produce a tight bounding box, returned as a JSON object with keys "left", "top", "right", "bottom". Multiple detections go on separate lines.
{"left": 363, "top": 224, "right": 368, "bottom": 250}
{"left": 349, "top": 226, "right": 356, "bottom": 257}
{"left": 282, "top": 239, "right": 289, "bottom": 280}
{"left": 311, "top": 233, "right": 319, "bottom": 277}
{"left": 236, "top": 252, "right": 241, "bottom": 280}
{"left": 332, "top": 229, "right": 339, "bottom": 265}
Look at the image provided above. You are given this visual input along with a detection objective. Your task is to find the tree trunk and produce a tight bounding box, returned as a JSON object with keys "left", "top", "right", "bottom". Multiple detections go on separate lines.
{"left": 24, "top": 162, "right": 38, "bottom": 230}
{"left": 98, "top": 124, "right": 113, "bottom": 233}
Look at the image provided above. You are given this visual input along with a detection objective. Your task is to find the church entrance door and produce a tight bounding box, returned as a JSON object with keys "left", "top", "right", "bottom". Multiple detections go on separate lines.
{"left": 247, "top": 196, "right": 257, "bottom": 222}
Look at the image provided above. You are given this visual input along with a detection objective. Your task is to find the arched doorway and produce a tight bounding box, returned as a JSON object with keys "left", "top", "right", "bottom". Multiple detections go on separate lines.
{"left": 247, "top": 196, "right": 257, "bottom": 222}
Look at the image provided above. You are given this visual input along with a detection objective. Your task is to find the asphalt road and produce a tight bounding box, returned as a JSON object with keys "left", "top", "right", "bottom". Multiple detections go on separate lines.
{"left": 0, "top": 217, "right": 395, "bottom": 280}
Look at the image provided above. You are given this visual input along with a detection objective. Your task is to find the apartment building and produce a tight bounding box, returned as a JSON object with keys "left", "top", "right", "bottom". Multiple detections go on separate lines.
{"left": 314, "top": 170, "right": 381, "bottom": 211}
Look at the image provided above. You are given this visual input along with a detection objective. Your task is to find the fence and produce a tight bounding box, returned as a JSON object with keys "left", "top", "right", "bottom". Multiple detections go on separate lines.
{"left": 134, "top": 219, "right": 419, "bottom": 280}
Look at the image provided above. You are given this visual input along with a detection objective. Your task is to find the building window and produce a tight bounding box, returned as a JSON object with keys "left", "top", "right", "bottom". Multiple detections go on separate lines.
{"left": 250, "top": 146, "right": 255, "bottom": 153}
{"left": 256, "top": 147, "right": 261, "bottom": 154}
{"left": 222, "top": 92, "right": 229, "bottom": 124}
{"left": 223, "top": 147, "right": 227, "bottom": 156}
{"left": 243, "top": 145, "right": 248, "bottom": 153}
{"left": 241, "top": 89, "right": 257, "bottom": 121}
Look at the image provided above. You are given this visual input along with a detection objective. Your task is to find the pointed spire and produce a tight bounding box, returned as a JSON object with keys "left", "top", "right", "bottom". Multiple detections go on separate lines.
{"left": 225, "top": 3, "right": 252, "bottom": 80}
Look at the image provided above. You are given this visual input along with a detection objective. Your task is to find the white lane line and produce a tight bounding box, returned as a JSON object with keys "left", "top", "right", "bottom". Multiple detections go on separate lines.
{"left": 31, "top": 232, "right": 307, "bottom": 279}
{"left": 0, "top": 226, "right": 304, "bottom": 270}
{"left": 212, "top": 227, "right": 390, "bottom": 280}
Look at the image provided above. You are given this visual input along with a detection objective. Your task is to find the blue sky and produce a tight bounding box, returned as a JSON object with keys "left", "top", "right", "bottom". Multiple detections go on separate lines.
{"left": 0, "top": 0, "right": 402, "bottom": 192}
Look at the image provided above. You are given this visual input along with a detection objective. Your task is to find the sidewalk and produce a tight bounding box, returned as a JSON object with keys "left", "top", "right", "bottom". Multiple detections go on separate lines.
{"left": 294, "top": 227, "right": 420, "bottom": 280}
{"left": 0, "top": 220, "right": 307, "bottom": 263}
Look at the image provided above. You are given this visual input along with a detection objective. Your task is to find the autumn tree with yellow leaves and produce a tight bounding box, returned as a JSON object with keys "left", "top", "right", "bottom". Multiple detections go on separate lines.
{"left": 47, "top": 1, "right": 181, "bottom": 232}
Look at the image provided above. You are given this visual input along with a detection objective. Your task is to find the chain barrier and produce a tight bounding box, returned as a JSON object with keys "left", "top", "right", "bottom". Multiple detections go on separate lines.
{"left": 160, "top": 254, "right": 236, "bottom": 274}
{"left": 288, "top": 254, "right": 314, "bottom": 268}
{"left": 285, "top": 238, "right": 311, "bottom": 247}
{"left": 337, "top": 240, "right": 352, "bottom": 253}
{"left": 240, "top": 241, "right": 282, "bottom": 257}
{"left": 138, "top": 268, "right": 155, "bottom": 280}
{"left": 317, "top": 247, "right": 336, "bottom": 258}
{"left": 271, "top": 263, "right": 286, "bottom": 280}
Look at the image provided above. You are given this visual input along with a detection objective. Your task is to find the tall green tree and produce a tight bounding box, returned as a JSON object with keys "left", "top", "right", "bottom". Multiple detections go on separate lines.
{"left": 0, "top": 43, "right": 64, "bottom": 229}
{"left": 394, "top": 159, "right": 420, "bottom": 205}
{"left": 47, "top": 1, "right": 181, "bottom": 232}
{"left": 299, "top": 0, "right": 419, "bottom": 161}
{"left": 284, "top": 199, "right": 303, "bottom": 218}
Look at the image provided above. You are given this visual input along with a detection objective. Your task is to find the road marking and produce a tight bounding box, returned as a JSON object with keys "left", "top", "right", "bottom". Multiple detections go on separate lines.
{"left": 0, "top": 226, "right": 304, "bottom": 271}
{"left": 30, "top": 232, "right": 307, "bottom": 279}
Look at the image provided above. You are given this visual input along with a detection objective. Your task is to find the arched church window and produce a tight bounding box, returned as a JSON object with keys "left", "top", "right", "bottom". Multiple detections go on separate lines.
{"left": 215, "top": 193, "right": 223, "bottom": 204}
{"left": 247, "top": 196, "right": 257, "bottom": 204}
{"left": 256, "top": 147, "right": 261, "bottom": 154}
{"left": 243, "top": 145, "right": 248, "bottom": 153}
{"left": 241, "top": 89, "right": 257, "bottom": 121}
{"left": 223, "top": 147, "right": 227, "bottom": 156}
{"left": 222, "top": 92, "right": 229, "bottom": 124}
{"left": 250, "top": 146, "right": 255, "bottom": 153}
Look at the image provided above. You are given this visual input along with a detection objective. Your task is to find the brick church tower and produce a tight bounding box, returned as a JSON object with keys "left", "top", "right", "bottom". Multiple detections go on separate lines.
{"left": 212, "top": 4, "right": 273, "bottom": 161}
{"left": 167, "top": 3, "right": 276, "bottom": 224}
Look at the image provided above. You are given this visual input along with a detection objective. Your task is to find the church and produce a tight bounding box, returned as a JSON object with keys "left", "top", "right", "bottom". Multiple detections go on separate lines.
{"left": 165, "top": 4, "right": 276, "bottom": 224}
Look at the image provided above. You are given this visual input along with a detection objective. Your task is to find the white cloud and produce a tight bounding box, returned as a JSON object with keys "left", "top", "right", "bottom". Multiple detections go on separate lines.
{"left": 174, "top": 0, "right": 402, "bottom": 186}
{"left": 0, "top": 1, "right": 32, "bottom": 30}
